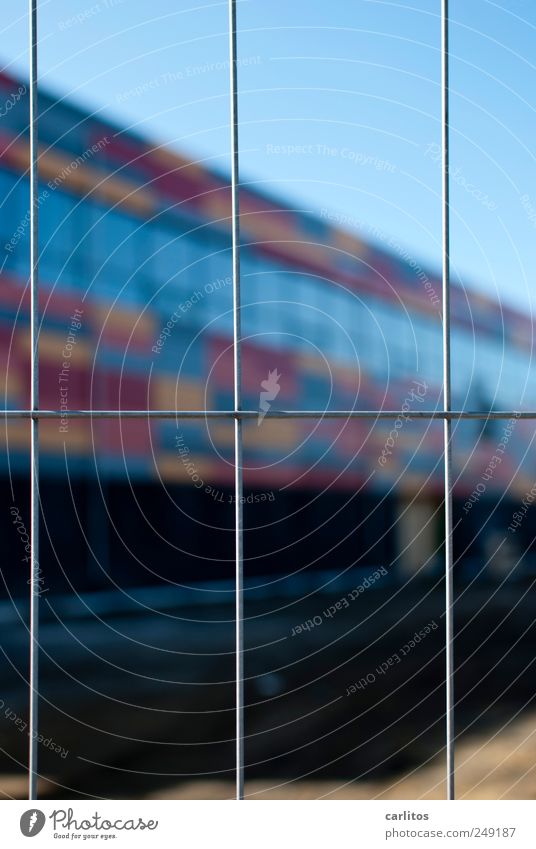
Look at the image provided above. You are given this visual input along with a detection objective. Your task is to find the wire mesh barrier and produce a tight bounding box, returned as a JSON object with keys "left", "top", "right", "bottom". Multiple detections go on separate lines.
{"left": 2, "top": 0, "right": 534, "bottom": 802}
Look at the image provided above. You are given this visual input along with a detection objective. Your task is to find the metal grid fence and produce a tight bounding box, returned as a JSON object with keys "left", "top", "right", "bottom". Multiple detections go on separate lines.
{"left": 11, "top": 0, "right": 534, "bottom": 801}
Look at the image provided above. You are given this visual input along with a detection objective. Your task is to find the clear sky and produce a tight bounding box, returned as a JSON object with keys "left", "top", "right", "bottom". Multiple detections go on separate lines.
{"left": 2, "top": 0, "right": 536, "bottom": 313}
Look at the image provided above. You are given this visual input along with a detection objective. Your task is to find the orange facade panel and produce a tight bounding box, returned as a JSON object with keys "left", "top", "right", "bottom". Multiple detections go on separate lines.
{"left": 21, "top": 330, "right": 93, "bottom": 366}
{"left": 243, "top": 418, "right": 302, "bottom": 451}
{"left": 152, "top": 376, "right": 206, "bottom": 411}
{"left": 92, "top": 303, "right": 156, "bottom": 345}
{"left": 4, "top": 137, "right": 156, "bottom": 217}
{"left": 155, "top": 454, "right": 218, "bottom": 483}
{"left": 40, "top": 419, "right": 91, "bottom": 453}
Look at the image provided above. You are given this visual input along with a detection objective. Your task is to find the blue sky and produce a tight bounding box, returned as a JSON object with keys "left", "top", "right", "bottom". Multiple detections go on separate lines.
{"left": 2, "top": 0, "right": 536, "bottom": 312}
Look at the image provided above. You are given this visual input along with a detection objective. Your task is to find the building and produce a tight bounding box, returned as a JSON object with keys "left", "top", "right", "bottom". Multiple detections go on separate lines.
{"left": 0, "top": 70, "right": 533, "bottom": 593}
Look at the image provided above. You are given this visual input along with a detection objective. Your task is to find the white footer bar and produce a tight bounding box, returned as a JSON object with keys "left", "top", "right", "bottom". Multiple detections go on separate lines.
{"left": 5, "top": 800, "right": 533, "bottom": 847}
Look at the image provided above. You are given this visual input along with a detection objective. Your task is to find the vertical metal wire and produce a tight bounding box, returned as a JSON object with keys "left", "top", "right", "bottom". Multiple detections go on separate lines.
{"left": 20, "top": 0, "right": 460, "bottom": 806}
{"left": 228, "top": 0, "right": 244, "bottom": 801}
{"left": 441, "top": 0, "right": 455, "bottom": 801}
{"left": 28, "top": 0, "right": 40, "bottom": 802}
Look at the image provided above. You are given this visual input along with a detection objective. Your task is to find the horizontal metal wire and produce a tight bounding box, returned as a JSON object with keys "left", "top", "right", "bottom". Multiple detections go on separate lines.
{"left": 0, "top": 409, "right": 531, "bottom": 419}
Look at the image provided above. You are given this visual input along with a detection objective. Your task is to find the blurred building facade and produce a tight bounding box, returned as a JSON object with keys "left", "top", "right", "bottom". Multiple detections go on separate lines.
{"left": 0, "top": 70, "right": 534, "bottom": 593}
